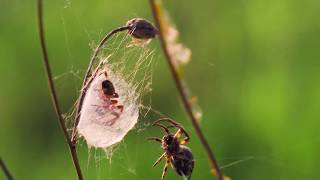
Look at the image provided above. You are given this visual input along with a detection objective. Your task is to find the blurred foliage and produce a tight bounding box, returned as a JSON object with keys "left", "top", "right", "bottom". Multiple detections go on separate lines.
{"left": 1, "top": 0, "right": 320, "bottom": 179}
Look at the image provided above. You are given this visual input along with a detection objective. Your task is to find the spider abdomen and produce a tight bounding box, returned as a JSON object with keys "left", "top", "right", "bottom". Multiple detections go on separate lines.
{"left": 171, "top": 145, "right": 194, "bottom": 179}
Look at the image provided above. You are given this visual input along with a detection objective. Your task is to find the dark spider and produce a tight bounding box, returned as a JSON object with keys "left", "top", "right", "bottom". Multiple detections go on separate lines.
{"left": 93, "top": 72, "right": 124, "bottom": 126}
{"left": 148, "top": 119, "right": 194, "bottom": 180}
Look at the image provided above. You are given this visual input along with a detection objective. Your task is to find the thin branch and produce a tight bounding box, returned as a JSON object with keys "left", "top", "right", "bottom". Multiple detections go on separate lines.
{"left": 0, "top": 158, "right": 14, "bottom": 180}
{"left": 71, "top": 26, "right": 129, "bottom": 144}
{"left": 149, "top": 1, "right": 224, "bottom": 179}
{"left": 37, "top": 0, "right": 83, "bottom": 179}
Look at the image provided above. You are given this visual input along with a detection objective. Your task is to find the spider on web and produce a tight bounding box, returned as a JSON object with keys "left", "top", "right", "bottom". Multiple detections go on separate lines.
{"left": 148, "top": 119, "right": 194, "bottom": 180}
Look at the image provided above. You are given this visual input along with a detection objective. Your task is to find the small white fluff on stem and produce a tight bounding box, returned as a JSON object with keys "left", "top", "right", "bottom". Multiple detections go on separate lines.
{"left": 77, "top": 63, "right": 139, "bottom": 148}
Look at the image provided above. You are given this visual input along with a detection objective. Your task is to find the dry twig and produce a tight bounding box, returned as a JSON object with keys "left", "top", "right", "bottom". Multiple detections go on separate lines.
{"left": 149, "top": 0, "right": 224, "bottom": 179}
{"left": 37, "top": 0, "right": 83, "bottom": 179}
{"left": 0, "top": 158, "right": 14, "bottom": 180}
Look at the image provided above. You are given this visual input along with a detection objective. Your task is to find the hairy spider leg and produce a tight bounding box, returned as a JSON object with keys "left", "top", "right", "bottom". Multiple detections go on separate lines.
{"left": 105, "top": 100, "right": 126, "bottom": 125}
{"left": 153, "top": 153, "right": 166, "bottom": 167}
{"left": 91, "top": 104, "right": 122, "bottom": 126}
{"left": 147, "top": 137, "right": 162, "bottom": 143}
{"left": 110, "top": 100, "right": 124, "bottom": 112}
{"left": 153, "top": 119, "right": 183, "bottom": 133}
{"left": 104, "top": 111, "right": 120, "bottom": 126}
{"left": 103, "top": 71, "right": 108, "bottom": 77}
{"left": 154, "top": 118, "right": 190, "bottom": 145}
{"left": 161, "top": 157, "right": 171, "bottom": 180}
{"left": 153, "top": 118, "right": 180, "bottom": 127}
{"left": 153, "top": 118, "right": 175, "bottom": 125}
{"left": 156, "top": 119, "right": 190, "bottom": 144}
{"left": 116, "top": 105, "right": 124, "bottom": 112}
{"left": 153, "top": 123, "right": 170, "bottom": 134}
{"left": 174, "top": 128, "right": 190, "bottom": 145}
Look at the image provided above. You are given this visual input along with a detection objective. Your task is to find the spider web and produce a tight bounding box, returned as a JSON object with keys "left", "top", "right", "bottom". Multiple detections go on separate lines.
{"left": 55, "top": 8, "right": 160, "bottom": 178}
{"left": 48, "top": 1, "right": 317, "bottom": 180}
{"left": 54, "top": 8, "right": 253, "bottom": 180}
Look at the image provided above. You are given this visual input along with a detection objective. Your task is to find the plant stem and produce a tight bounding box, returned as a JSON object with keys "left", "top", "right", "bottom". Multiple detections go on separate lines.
{"left": 149, "top": 1, "right": 224, "bottom": 179}
{"left": 37, "top": 0, "right": 83, "bottom": 179}
{"left": 71, "top": 26, "right": 129, "bottom": 144}
{"left": 0, "top": 158, "right": 13, "bottom": 180}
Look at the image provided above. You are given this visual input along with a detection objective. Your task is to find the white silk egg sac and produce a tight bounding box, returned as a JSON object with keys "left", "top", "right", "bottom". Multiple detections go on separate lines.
{"left": 77, "top": 67, "right": 139, "bottom": 148}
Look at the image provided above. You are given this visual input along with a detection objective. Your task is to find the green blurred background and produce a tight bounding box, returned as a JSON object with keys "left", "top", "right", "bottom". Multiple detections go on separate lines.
{"left": 1, "top": 0, "right": 320, "bottom": 179}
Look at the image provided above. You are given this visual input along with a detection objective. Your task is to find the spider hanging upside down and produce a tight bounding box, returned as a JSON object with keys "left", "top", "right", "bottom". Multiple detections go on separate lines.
{"left": 148, "top": 119, "right": 194, "bottom": 180}
{"left": 93, "top": 72, "right": 124, "bottom": 126}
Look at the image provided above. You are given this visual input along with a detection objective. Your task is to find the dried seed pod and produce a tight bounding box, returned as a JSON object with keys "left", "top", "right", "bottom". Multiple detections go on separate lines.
{"left": 126, "top": 18, "right": 159, "bottom": 39}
